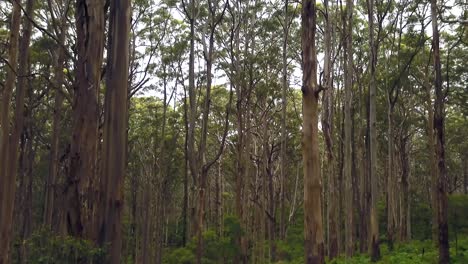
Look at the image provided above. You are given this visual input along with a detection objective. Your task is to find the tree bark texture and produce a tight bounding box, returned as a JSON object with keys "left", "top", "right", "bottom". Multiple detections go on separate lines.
{"left": 65, "top": 0, "right": 105, "bottom": 239}
{"left": 0, "top": 0, "right": 34, "bottom": 261}
{"left": 98, "top": 1, "right": 131, "bottom": 263}
{"left": 431, "top": 0, "right": 450, "bottom": 262}
{"left": 302, "top": 1, "right": 325, "bottom": 262}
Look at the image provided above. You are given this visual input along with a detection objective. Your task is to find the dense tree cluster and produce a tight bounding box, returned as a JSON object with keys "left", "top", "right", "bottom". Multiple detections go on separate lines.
{"left": 0, "top": 0, "right": 466, "bottom": 263}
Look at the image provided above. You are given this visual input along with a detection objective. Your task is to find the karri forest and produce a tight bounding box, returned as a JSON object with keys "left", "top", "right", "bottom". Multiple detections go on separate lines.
{"left": 0, "top": 0, "right": 467, "bottom": 263}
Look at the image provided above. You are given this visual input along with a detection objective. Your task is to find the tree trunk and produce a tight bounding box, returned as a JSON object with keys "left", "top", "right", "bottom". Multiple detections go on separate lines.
{"left": 17, "top": 104, "right": 34, "bottom": 264}
{"left": 44, "top": 17, "right": 67, "bottom": 228}
{"left": 302, "top": 1, "right": 325, "bottom": 262}
{"left": 357, "top": 74, "right": 369, "bottom": 253}
{"left": 0, "top": 2, "right": 21, "bottom": 261}
{"left": 431, "top": 0, "right": 449, "bottom": 262}
{"left": 343, "top": 0, "right": 354, "bottom": 257}
{"left": 425, "top": 75, "right": 439, "bottom": 245}
{"left": 279, "top": 0, "right": 289, "bottom": 241}
{"left": 366, "top": 0, "right": 381, "bottom": 260}
{"left": 98, "top": 1, "right": 131, "bottom": 263}
{"left": 322, "top": 0, "right": 338, "bottom": 259}
{"left": 65, "top": 0, "right": 105, "bottom": 239}
{"left": 387, "top": 101, "right": 396, "bottom": 250}
{"left": 399, "top": 134, "right": 410, "bottom": 241}
{"left": 0, "top": 0, "right": 34, "bottom": 261}
{"left": 0, "top": 0, "right": 20, "bottom": 151}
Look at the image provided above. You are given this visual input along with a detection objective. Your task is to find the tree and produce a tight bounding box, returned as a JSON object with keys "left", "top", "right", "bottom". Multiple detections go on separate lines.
{"left": 0, "top": 0, "right": 34, "bottom": 261}
{"left": 366, "top": 0, "right": 380, "bottom": 260}
{"left": 343, "top": 0, "right": 354, "bottom": 257}
{"left": 321, "top": 0, "right": 339, "bottom": 259}
{"left": 97, "top": 0, "right": 131, "bottom": 263}
{"left": 43, "top": 0, "right": 69, "bottom": 229}
{"left": 302, "top": 0, "right": 324, "bottom": 262}
{"left": 64, "top": 0, "right": 105, "bottom": 238}
{"left": 430, "top": 0, "right": 449, "bottom": 262}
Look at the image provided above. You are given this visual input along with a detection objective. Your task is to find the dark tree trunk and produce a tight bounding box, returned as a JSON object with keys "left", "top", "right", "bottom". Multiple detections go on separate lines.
{"left": 0, "top": 0, "right": 34, "bottom": 261}
{"left": 430, "top": 0, "right": 449, "bottom": 262}
{"left": 65, "top": 0, "right": 105, "bottom": 239}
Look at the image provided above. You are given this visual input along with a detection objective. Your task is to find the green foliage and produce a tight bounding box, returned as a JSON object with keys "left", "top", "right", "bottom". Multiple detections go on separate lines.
{"left": 410, "top": 199, "right": 433, "bottom": 241}
{"left": 163, "top": 215, "right": 242, "bottom": 264}
{"left": 164, "top": 247, "right": 195, "bottom": 264}
{"left": 328, "top": 238, "right": 468, "bottom": 264}
{"left": 275, "top": 216, "right": 304, "bottom": 263}
{"left": 15, "top": 228, "right": 104, "bottom": 264}
{"left": 449, "top": 195, "right": 468, "bottom": 237}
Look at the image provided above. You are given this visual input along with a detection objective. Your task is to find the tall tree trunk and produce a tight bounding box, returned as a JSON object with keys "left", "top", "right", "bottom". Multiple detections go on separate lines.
{"left": 98, "top": 1, "right": 131, "bottom": 263}
{"left": 357, "top": 74, "right": 369, "bottom": 253}
{"left": 322, "top": 0, "right": 338, "bottom": 259}
{"left": 0, "top": 2, "right": 21, "bottom": 261}
{"left": 302, "top": 1, "right": 325, "bottom": 262}
{"left": 366, "top": 0, "right": 380, "bottom": 260}
{"left": 0, "top": 0, "right": 34, "bottom": 261}
{"left": 279, "top": 0, "right": 289, "bottom": 241}
{"left": 195, "top": 2, "right": 227, "bottom": 260}
{"left": 0, "top": 0, "right": 20, "bottom": 150}
{"left": 343, "top": 0, "right": 354, "bottom": 257}
{"left": 182, "top": 75, "right": 190, "bottom": 246}
{"left": 399, "top": 134, "right": 410, "bottom": 241}
{"left": 65, "top": 0, "right": 105, "bottom": 239}
{"left": 387, "top": 101, "right": 396, "bottom": 250}
{"left": 44, "top": 17, "right": 67, "bottom": 228}
{"left": 141, "top": 171, "right": 151, "bottom": 264}
{"left": 430, "top": 0, "right": 449, "bottom": 262}
{"left": 19, "top": 121, "right": 35, "bottom": 264}
{"left": 424, "top": 74, "right": 439, "bottom": 245}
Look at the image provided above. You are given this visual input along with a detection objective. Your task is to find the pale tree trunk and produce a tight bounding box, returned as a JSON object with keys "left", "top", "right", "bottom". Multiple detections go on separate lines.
{"left": 322, "top": 0, "right": 338, "bottom": 259}
{"left": 98, "top": 1, "right": 131, "bottom": 263}
{"left": 343, "top": 0, "right": 354, "bottom": 257}
{"left": 431, "top": 0, "right": 449, "bottom": 262}
{"left": 183, "top": 0, "right": 199, "bottom": 243}
{"left": 154, "top": 63, "right": 169, "bottom": 264}
{"left": 0, "top": 0, "right": 34, "bottom": 262}
{"left": 302, "top": 0, "right": 325, "bottom": 262}
{"left": 366, "top": 0, "right": 380, "bottom": 260}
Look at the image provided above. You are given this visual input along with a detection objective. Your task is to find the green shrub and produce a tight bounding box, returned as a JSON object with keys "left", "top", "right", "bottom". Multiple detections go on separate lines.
{"left": 15, "top": 228, "right": 104, "bottom": 264}
{"left": 163, "top": 215, "right": 242, "bottom": 264}
{"left": 164, "top": 247, "right": 195, "bottom": 264}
